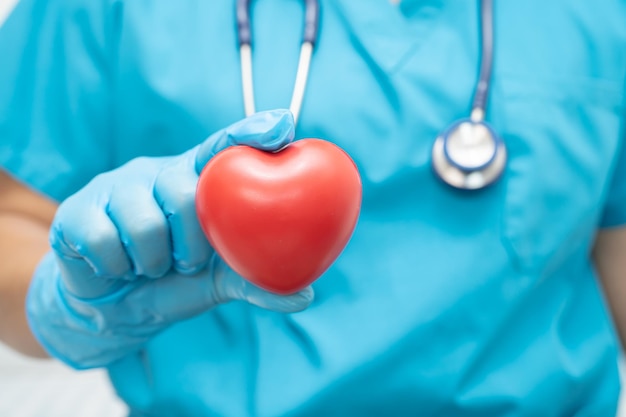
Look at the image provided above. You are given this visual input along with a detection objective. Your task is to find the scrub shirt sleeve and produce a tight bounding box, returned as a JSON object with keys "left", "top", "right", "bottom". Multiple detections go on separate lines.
{"left": 599, "top": 117, "right": 626, "bottom": 228}
{"left": 0, "top": 0, "right": 120, "bottom": 202}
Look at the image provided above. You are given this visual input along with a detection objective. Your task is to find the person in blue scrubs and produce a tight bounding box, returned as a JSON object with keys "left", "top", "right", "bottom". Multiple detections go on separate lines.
{"left": 1, "top": 0, "right": 626, "bottom": 416}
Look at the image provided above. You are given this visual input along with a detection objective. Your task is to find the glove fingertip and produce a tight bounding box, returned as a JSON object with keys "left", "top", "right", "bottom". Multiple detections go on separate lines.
{"left": 194, "top": 109, "right": 296, "bottom": 173}
{"left": 253, "top": 109, "right": 296, "bottom": 151}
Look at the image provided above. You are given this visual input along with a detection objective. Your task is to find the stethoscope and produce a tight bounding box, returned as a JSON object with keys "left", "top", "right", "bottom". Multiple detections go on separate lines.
{"left": 236, "top": 0, "right": 319, "bottom": 124}
{"left": 236, "top": 0, "right": 506, "bottom": 191}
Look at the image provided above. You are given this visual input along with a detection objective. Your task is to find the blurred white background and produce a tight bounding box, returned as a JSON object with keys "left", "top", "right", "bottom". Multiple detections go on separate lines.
{"left": 0, "top": 0, "right": 625, "bottom": 416}
{"left": 0, "top": 344, "right": 126, "bottom": 416}
{"left": 0, "top": 0, "right": 15, "bottom": 22}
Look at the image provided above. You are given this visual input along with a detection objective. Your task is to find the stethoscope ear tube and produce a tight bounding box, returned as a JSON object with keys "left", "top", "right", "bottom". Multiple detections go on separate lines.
{"left": 289, "top": 42, "right": 314, "bottom": 123}
{"left": 236, "top": 0, "right": 251, "bottom": 46}
{"left": 303, "top": 0, "right": 320, "bottom": 45}
{"left": 237, "top": 0, "right": 320, "bottom": 124}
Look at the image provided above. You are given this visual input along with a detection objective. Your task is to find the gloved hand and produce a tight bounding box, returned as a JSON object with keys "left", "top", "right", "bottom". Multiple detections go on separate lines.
{"left": 26, "top": 109, "right": 313, "bottom": 369}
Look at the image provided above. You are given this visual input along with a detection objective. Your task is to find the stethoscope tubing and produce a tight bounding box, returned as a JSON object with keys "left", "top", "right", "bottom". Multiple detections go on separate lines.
{"left": 236, "top": 0, "right": 320, "bottom": 124}
{"left": 432, "top": 0, "right": 506, "bottom": 191}
{"left": 471, "top": 0, "right": 493, "bottom": 118}
{"left": 236, "top": 0, "right": 504, "bottom": 191}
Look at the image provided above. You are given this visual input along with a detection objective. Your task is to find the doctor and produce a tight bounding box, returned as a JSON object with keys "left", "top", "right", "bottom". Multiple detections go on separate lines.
{"left": 1, "top": 0, "right": 626, "bottom": 416}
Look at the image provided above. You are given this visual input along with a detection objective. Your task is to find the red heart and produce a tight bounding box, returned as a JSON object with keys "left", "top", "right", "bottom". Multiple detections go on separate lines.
{"left": 195, "top": 138, "right": 362, "bottom": 295}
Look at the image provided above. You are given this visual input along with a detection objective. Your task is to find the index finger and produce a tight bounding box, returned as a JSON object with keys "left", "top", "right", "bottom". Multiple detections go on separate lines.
{"left": 194, "top": 109, "right": 295, "bottom": 174}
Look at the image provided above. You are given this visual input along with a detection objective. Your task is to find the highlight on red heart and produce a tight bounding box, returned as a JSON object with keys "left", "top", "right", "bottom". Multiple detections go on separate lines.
{"left": 195, "top": 138, "right": 362, "bottom": 295}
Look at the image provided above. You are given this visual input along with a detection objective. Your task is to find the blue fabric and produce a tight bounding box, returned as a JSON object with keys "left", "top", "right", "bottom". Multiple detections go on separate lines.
{"left": 2, "top": 0, "right": 626, "bottom": 416}
{"left": 601, "top": 116, "right": 626, "bottom": 227}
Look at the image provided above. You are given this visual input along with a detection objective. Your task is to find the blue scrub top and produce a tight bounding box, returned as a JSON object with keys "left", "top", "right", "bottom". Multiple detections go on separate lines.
{"left": 2, "top": 0, "right": 626, "bottom": 416}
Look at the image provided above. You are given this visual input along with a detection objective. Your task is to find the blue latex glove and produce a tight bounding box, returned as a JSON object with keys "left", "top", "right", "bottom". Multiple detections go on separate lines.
{"left": 26, "top": 110, "right": 313, "bottom": 369}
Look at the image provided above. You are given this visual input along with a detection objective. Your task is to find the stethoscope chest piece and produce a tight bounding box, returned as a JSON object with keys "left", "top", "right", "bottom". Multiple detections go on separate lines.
{"left": 430, "top": 0, "right": 506, "bottom": 191}
{"left": 432, "top": 118, "right": 506, "bottom": 190}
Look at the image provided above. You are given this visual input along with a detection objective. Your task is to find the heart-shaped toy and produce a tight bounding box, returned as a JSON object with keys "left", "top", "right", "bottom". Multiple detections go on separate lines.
{"left": 196, "top": 138, "right": 362, "bottom": 295}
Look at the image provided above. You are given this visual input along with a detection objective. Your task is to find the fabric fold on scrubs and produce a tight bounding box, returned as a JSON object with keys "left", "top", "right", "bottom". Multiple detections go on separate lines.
{"left": 0, "top": 0, "right": 120, "bottom": 201}
{"left": 600, "top": 98, "right": 626, "bottom": 227}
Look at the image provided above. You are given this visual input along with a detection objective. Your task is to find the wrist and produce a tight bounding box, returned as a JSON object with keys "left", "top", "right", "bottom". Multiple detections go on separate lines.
{"left": 26, "top": 252, "right": 154, "bottom": 369}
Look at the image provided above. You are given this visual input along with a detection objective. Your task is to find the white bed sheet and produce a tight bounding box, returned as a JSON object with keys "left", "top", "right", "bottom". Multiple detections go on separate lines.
{"left": 0, "top": 344, "right": 127, "bottom": 417}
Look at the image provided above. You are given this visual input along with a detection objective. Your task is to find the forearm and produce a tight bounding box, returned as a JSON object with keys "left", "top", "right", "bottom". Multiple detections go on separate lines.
{"left": 593, "top": 228, "right": 626, "bottom": 349}
{"left": 0, "top": 170, "right": 57, "bottom": 356}
{"left": 0, "top": 213, "right": 50, "bottom": 357}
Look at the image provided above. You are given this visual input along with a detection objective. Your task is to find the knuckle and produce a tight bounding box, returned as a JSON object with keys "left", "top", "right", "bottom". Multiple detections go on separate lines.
{"left": 119, "top": 156, "right": 158, "bottom": 173}
{"left": 125, "top": 215, "right": 168, "bottom": 245}
{"left": 49, "top": 221, "right": 74, "bottom": 256}
{"left": 139, "top": 256, "right": 172, "bottom": 279}
{"left": 172, "top": 239, "right": 212, "bottom": 275}
{"left": 173, "top": 255, "right": 206, "bottom": 275}
{"left": 154, "top": 159, "right": 196, "bottom": 207}
{"left": 159, "top": 180, "right": 197, "bottom": 217}
{"left": 124, "top": 216, "right": 172, "bottom": 277}
{"left": 147, "top": 260, "right": 172, "bottom": 278}
{"left": 174, "top": 232, "right": 212, "bottom": 269}
{"left": 126, "top": 156, "right": 150, "bottom": 167}
{"left": 75, "top": 222, "right": 120, "bottom": 256}
{"left": 50, "top": 202, "right": 110, "bottom": 256}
